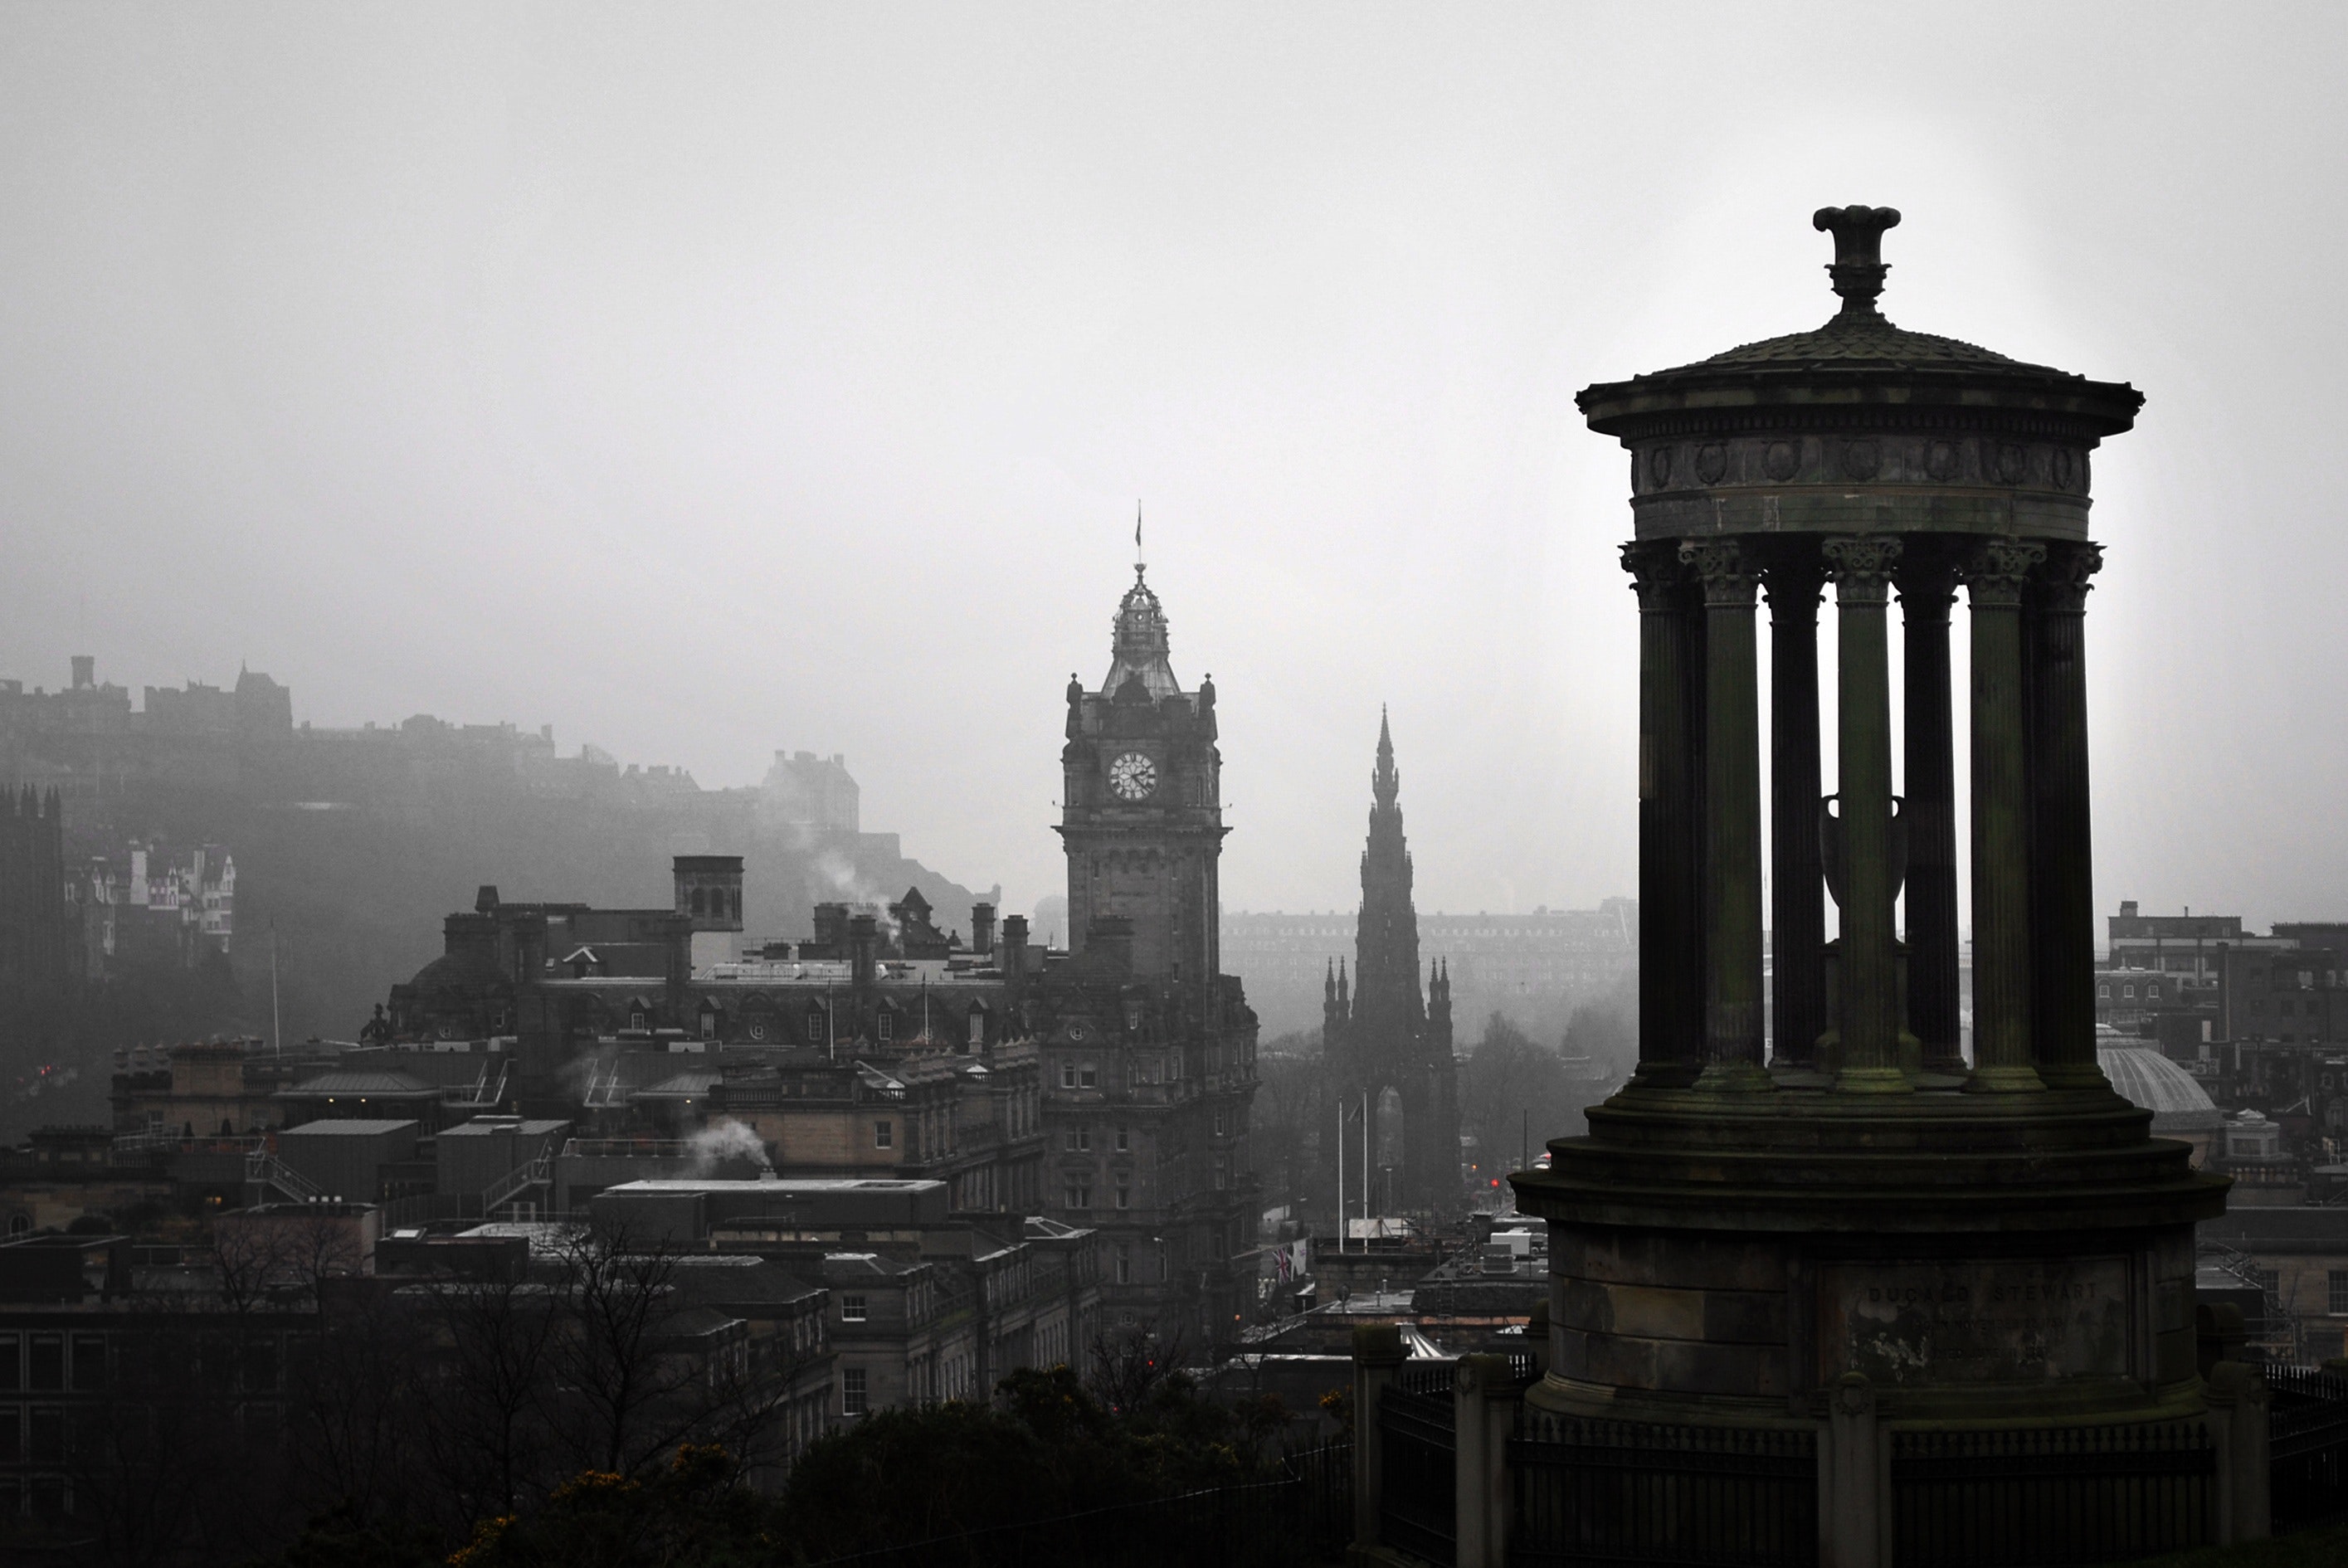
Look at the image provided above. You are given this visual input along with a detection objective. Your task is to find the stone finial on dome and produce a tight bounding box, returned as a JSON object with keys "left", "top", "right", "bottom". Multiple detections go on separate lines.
{"left": 1812, "top": 205, "right": 1902, "bottom": 317}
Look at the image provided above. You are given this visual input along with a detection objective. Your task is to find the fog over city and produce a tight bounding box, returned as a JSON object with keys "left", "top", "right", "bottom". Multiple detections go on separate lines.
{"left": 2, "top": 3, "right": 2341, "bottom": 926}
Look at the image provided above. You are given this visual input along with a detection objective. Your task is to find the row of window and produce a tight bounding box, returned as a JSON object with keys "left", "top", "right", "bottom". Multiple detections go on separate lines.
{"left": 1061, "top": 1176, "right": 1130, "bottom": 1210}
{"left": 1061, "top": 1153, "right": 1235, "bottom": 1212}
{"left": 1055, "top": 1054, "right": 1204, "bottom": 1090}
{"left": 0, "top": 1334, "right": 105, "bottom": 1394}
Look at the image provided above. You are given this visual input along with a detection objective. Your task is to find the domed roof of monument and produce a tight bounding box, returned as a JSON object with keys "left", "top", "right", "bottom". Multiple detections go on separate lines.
{"left": 1692, "top": 307, "right": 2039, "bottom": 373}
{"left": 1577, "top": 205, "right": 2142, "bottom": 439}
{"left": 2096, "top": 1043, "right": 2222, "bottom": 1134}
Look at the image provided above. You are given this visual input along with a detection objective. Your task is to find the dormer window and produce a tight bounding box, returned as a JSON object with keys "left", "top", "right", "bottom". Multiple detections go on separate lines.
{"left": 875, "top": 1010, "right": 894, "bottom": 1043}
{"left": 806, "top": 1008, "right": 827, "bottom": 1045}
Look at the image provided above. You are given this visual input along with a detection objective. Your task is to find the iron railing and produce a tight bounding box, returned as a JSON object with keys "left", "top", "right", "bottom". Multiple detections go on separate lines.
{"left": 1286, "top": 1439, "right": 1355, "bottom": 1559}
{"left": 242, "top": 1151, "right": 325, "bottom": 1202}
{"left": 2270, "top": 1364, "right": 2348, "bottom": 1534}
{"left": 1381, "top": 1367, "right": 1458, "bottom": 1566}
{"left": 1508, "top": 1410, "right": 1816, "bottom": 1568}
{"left": 1888, "top": 1421, "right": 2214, "bottom": 1566}
{"left": 481, "top": 1153, "right": 552, "bottom": 1215}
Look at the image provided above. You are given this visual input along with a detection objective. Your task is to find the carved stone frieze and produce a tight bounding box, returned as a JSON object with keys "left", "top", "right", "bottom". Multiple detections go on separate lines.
{"left": 1627, "top": 432, "right": 2093, "bottom": 497}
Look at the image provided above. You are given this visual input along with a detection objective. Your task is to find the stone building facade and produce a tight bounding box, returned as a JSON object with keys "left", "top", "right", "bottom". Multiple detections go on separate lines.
{"left": 379, "top": 566, "right": 1260, "bottom": 1346}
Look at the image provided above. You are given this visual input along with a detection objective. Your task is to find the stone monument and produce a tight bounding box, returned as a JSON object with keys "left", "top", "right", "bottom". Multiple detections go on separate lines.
{"left": 1500, "top": 208, "right": 2246, "bottom": 1566}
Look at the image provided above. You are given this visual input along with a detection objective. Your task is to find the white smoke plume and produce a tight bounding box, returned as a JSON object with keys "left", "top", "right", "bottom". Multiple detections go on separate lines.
{"left": 687, "top": 1118, "right": 773, "bottom": 1176}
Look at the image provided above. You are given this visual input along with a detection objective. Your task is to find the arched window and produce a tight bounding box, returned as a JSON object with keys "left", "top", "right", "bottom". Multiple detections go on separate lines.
{"left": 691, "top": 888, "right": 707, "bottom": 915}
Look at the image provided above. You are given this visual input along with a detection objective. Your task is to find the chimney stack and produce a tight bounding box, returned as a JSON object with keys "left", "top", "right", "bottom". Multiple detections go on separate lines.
{"left": 850, "top": 913, "right": 879, "bottom": 996}
{"left": 1002, "top": 915, "right": 1030, "bottom": 1002}
{"left": 70, "top": 655, "right": 94, "bottom": 690}
{"left": 804, "top": 903, "right": 850, "bottom": 960}
{"left": 972, "top": 902, "right": 996, "bottom": 960}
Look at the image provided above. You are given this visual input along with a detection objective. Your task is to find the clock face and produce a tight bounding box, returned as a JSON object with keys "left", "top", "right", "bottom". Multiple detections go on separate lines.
{"left": 1108, "top": 752, "right": 1158, "bottom": 801}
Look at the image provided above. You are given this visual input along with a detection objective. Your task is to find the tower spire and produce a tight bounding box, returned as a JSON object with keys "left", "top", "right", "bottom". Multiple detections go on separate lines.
{"left": 1373, "top": 706, "right": 1398, "bottom": 806}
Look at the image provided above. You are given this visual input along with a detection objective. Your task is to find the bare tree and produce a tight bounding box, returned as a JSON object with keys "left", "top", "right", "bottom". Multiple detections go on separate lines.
{"left": 417, "top": 1269, "right": 563, "bottom": 1522}
{"left": 1085, "top": 1317, "right": 1191, "bottom": 1413}
{"left": 545, "top": 1223, "right": 786, "bottom": 1480}
{"left": 284, "top": 1282, "right": 432, "bottom": 1532}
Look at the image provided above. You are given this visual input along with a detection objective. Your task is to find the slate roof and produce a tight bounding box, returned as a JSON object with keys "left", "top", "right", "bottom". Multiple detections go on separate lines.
{"left": 278, "top": 1070, "right": 439, "bottom": 1099}
{"left": 633, "top": 1070, "right": 722, "bottom": 1101}
{"left": 441, "top": 1118, "right": 569, "bottom": 1139}
{"left": 667, "top": 1254, "right": 825, "bottom": 1307}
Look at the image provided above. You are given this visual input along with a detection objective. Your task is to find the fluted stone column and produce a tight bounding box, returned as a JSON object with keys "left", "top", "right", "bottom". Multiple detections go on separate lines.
{"left": 1900, "top": 554, "right": 1963, "bottom": 1076}
{"left": 2028, "top": 542, "right": 2106, "bottom": 1091}
{"left": 1683, "top": 539, "right": 1767, "bottom": 1088}
{"left": 1824, "top": 537, "right": 1909, "bottom": 1093}
{"left": 1766, "top": 553, "right": 1826, "bottom": 1071}
{"left": 1625, "top": 543, "right": 1703, "bottom": 1086}
{"left": 1961, "top": 539, "right": 2045, "bottom": 1093}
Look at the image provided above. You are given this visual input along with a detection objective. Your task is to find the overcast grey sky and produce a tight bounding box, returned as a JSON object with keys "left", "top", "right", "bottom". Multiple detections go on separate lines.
{"left": 2, "top": 4, "right": 2341, "bottom": 928}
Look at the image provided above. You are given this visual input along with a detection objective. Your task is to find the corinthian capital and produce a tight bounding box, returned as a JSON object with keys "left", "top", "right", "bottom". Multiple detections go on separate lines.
{"left": 1678, "top": 538, "right": 1759, "bottom": 606}
{"left": 1956, "top": 538, "right": 2046, "bottom": 609}
{"left": 1821, "top": 536, "right": 1902, "bottom": 606}
{"left": 1620, "top": 540, "right": 1685, "bottom": 611}
{"left": 2034, "top": 541, "right": 2104, "bottom": 611}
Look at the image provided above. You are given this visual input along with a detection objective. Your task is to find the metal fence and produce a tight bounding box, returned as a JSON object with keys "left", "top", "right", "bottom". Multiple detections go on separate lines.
{"left": 2270, "top": 1365, "right": 2348, "bottom": 1534}
{"left": 1287, "top": 1439, "right": 1356, "bottom": 1560}
{"left": 1888, "top": 1422, "right": 2214, "bottom": 1567}
{"left": 798, "top": 1445, "right": 1354, "bottom": 1568}
{"left": 1507, "top": 1410, "right": 1816, "bottom": 1568}
{"left": 1381, "top": 1365, "right": 1459, "bottom": 1567}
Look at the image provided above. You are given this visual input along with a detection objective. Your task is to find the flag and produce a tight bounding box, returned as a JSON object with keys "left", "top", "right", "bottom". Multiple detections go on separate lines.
{"left": 1135, "top": 500, "right": 1143, "bottom": 559}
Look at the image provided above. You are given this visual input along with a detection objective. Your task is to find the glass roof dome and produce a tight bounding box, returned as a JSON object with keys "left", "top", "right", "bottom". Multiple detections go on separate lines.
{"left": 2096, "top": 1043, "right": 2222, "bottom": 1134}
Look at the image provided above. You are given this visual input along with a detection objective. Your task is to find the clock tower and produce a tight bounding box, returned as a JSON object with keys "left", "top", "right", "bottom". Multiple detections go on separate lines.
{"left": 1058, "top": 566, "right": 1224, "bottom": 995}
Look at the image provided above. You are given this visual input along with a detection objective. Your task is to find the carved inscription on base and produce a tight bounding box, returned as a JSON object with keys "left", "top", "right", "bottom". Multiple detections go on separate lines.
{"left": 1819, "top": 1257, "right": 2132, "bottom": 1385}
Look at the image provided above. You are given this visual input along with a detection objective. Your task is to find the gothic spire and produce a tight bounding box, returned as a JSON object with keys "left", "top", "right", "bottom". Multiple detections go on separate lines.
{"left": 1373, "top": 706, "right": 1398, "bottom": 807}
{"left": 1352, "top": 711, "right": 1425, "bottom": 1035}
